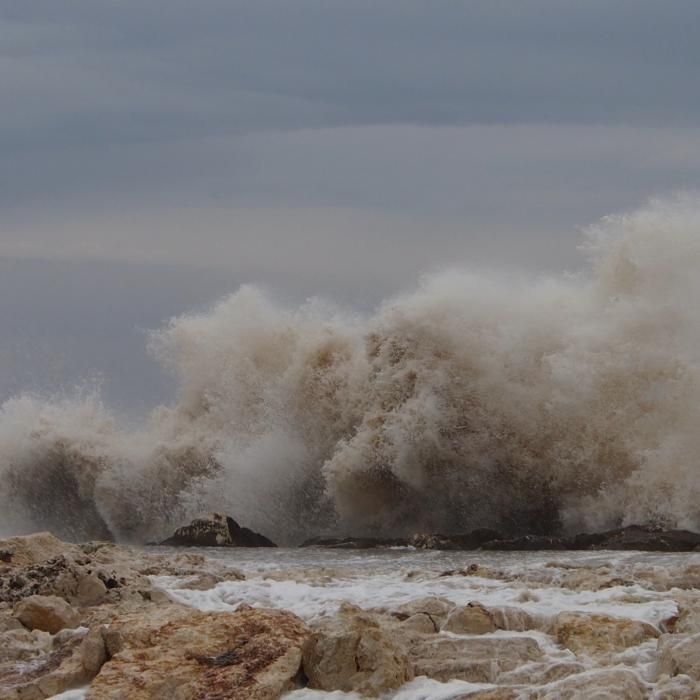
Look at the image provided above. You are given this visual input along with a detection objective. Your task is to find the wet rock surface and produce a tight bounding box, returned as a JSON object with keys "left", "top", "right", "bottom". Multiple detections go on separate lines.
{"left": 89, "top": 605, "right": 310, "bottom": 699}
{"left": 2, "top": 530, "right": 700, "bottom": 698}
{"left": 160, "top": 512, "right": 277, "bottom": 548}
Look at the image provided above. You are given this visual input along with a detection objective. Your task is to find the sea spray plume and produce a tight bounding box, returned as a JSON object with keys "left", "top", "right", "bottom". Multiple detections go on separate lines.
{"left": 2, "top": 196, "right": 700, "bottom": 542}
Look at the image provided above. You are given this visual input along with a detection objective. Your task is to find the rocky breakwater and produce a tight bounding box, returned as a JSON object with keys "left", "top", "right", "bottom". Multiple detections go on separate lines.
{"left": 303, "top": 524, "right": 700, "bottom": 552}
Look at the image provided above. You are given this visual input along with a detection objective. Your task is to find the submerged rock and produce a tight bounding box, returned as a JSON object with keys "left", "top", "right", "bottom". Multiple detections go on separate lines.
{"left": 160, "top": 512, "right": 276, "bottom": 548}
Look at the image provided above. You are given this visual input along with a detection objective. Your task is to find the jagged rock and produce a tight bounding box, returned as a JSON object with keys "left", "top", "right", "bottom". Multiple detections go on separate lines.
{"left": 410, "top": 636, "right": 542, "bottom": 683}
{"left": 656, "top": 633, "right": 700, "bottom": 681}
{"left": 442, "top": 602, "right": 497, "bottom": 634}
{"left": 0, "top": 625, "right": 106, "bottom": 699}
{"left": 13, "top": 595, "right": 81, "bottom": 634}
{"left": 88, "top": 604, "right": 309, "bottom": 699}
{"left": 554, "top": 612, "right": 660, "bottom": 656}
{"left": 302, "top": 603, "right": 413, "bottom": 695}
{"left": 534, "top": 668, "right": 648, "bottom": 699}
{"left": 160, "top": 512, "right": 276, "bottom": 547}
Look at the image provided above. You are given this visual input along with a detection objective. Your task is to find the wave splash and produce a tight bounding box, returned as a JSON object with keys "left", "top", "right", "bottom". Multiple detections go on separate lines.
{"left": 3, "top": 197, "right": 700, "bottom": 544}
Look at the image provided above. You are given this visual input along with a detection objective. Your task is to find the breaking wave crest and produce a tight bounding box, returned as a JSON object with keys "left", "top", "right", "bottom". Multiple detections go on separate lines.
{"left": 3, "top": 196, "right": 700, "bottom": 544}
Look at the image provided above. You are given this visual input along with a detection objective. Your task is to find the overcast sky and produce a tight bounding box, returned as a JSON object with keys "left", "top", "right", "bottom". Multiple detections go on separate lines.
{"left": 2, "top": 1, "right": 700, "bottom": 409}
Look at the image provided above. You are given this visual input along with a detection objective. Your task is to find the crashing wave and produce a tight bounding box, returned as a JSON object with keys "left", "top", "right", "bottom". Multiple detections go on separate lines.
{"left": 2, "top": 196, "right": 700, "bottom": 544}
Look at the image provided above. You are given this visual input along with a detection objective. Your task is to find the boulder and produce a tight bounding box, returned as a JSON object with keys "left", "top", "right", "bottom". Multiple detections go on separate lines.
{"left": 0, "top": 532, "right": 81, "bottom": 571}
{"left": 656, "top": 633, "right": 700, "bottom": 681}
{"left": 442, "top": 602, "right": 497, "bottom": 634}
{"left": 386, "top": 596, "right": 455, "bottom": 629}
{"left": 0, "top": 625, "right": 106, "bottom": 699}
{"left": 13, "top": 595, "right": 81, "bottom": 634}
{"left": 553, "top": 612, "right": 660, "bottom": 656}
{"left": 302, "top": 603, "right": 413, "bottom": 695}
{"left": 160, "top": 512, "right": 276, "bottom": 547}
{"left": 0, "top": 627, "right": 53, "bottom": 663}
{"left": 535, "top": 668, "right": 648, "bottom": 699}
{"left": 410, "top": 636, "right": 542, "bottom": 683}
{"left": 88, "top": 604, "right": 309, "bottom": 699}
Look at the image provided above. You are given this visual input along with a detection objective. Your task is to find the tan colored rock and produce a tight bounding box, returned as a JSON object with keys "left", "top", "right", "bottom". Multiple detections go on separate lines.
{"left": 401, "top": 612, "right": 438, "bottom": 634}
{"left": 0, "top": 611, "right": 23, "bottom": 633}
{"left": 0, "top": 532, "right": 81, "bottom": 571}
{"left": 410, "top": 636, "right": 542, "bottom": 683}
{"left": 553, "top": 612, "right": 660, "bottom": 656}
{"left": 499, "top": 661, "right": 585, "bottom": 685}
{"left": 88, "top": 604, "right": 310, "bottom": 700}
{"left": 0, "top": 625, "right": 106, "bottom": 699}
{"left": 14, "top": 595, "right": 81, "bottom": 634}
{"left": 388, "top": 596, "right": 455, "bottom": 628}
{"left": 303, "top": 603, "right": 413, "bottom": 696}
{"left": 657, "top": 633, "right": 700, "bottom": 681}
{"left": 533, "top": 668, "right": 648, "bottom": 699}
{"left": 0, "top": 627, "right": 53, "bottom": 663}
{"left": 489, "top": 606, "right": 543, "bottom": 632}
{"left": 443, "top": 602, "right": 497, "bottom": 634}
{"left": 652, "top": 673, "right": 700, "bottom": 699}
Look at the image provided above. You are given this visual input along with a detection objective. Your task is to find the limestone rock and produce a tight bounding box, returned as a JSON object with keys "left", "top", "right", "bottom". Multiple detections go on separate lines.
{"left": 652, "top": 673, "right": 700, "bottom": 699}
{"left": 0, "top": 625, "right": 106, "bottom": 699}
{"left": 88, "top": 605, "right": 309, "bottom": 699}
{"left": 0, "top": 532, "right": 81, "bottom": 571}
{"left": 302, "top": 603, "right": 413, "bottom": 695}
{"left": 499, "top": 661, "right": 585, "bottom": 685}
{"left": 410, "top": 636, "right": 542, "bottom": 683}
{"left": 534, "top": 668, "right": 648, "bottom": 699}
{"left": 161, "top": 512, "right": 276, "bottom": 547}
{"left": 443, "top": 602, "right": 497, "bottom": 634}
{"left": 387, "top": 596, "right": 455, "bottom": 629}
{"left": 0, "top": 627, "right": 53, "bottom": 663}
{"left": 553, "top": 612, "right": 660, "bottom": 656}
{"left": 14, "top": 595, "right": 81, "bottom": 634}
{"left": 656, "top": 633, "right": 700, "bottom": 681}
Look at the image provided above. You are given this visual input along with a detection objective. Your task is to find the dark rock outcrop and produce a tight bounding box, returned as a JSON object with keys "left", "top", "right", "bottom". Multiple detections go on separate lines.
{"left": 303, "top": 525, "right": 700, "bottom": 552}
{"left": 160, "top": 513, "right": 276, "bottom": 548}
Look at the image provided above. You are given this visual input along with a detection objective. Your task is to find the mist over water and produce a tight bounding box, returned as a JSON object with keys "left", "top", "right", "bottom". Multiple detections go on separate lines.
{"left": 2, "top": 197, "right": 700, "bottom": 545}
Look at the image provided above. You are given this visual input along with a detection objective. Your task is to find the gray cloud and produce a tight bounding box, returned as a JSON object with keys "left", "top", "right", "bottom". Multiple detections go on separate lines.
{"left": 2, "top": 2, "right": 700, "bottom": 407}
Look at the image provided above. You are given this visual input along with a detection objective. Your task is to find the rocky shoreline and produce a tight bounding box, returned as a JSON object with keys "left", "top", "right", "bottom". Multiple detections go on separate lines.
{"left": 2, "top": 524, "right": 700, "bottom": 698}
